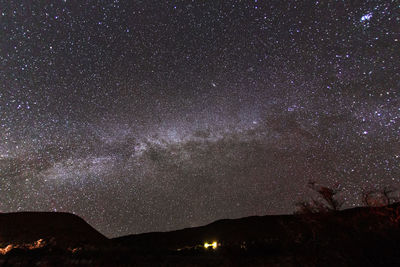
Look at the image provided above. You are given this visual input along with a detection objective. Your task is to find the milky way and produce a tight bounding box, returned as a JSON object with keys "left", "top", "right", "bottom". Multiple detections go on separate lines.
{"left": 1, "top": 1, "right": 399, "bottom": 237}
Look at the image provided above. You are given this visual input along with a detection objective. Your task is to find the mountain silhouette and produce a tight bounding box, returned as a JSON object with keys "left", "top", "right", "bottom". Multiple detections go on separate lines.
{"left": 114, "top": 203, "right": 400, "bottom": 250}
{"left": 0, "top": 205, "right": 400, "bottom": 266}
{"left": 0, "top": 212, "right": 108, "bottom": 248}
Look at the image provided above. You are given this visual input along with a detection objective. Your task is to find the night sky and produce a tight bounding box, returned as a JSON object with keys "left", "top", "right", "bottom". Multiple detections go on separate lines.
{"left": 1, "top": 0, "right": 399, "bottom": 238}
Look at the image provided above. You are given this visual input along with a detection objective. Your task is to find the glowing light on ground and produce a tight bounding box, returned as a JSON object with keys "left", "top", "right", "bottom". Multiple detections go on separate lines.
{"left": 0, "top": 239, "right": 45, "bottom": 255}
{"left": 204, "top": 241, "right": 218, "bottom": 249}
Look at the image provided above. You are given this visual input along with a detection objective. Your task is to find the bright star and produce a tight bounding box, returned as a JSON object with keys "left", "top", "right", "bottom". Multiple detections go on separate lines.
{"left": 360, "top": 13, "right": 372, "bottom": 22}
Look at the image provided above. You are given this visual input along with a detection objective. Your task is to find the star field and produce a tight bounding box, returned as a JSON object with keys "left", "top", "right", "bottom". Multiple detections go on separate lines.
{"left": 0, "top": 0, "right": 399, "bottom": 237}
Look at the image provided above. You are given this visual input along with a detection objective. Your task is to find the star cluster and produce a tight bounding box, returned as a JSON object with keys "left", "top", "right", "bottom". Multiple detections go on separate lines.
{"left": 0, "top": 0, "right": 399, "bottom": 237}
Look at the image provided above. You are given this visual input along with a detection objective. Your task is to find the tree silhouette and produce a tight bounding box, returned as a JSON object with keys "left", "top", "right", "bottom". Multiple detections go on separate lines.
{"left": 362, "top": 187, "right": 399, "bottom": 207}
{"left": 296, "top": 180, "right": 343, "bottom": 214}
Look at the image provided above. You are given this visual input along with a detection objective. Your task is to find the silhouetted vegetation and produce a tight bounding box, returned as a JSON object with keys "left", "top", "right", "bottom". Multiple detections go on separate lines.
{"left": 1, "top": 193, "right": 400, "bottom": 266}
{"left": 295, "top": 180, "right": 343, "bottom": 214}
{"left": 363, "top": 187, "right": 400, "bottom": 207}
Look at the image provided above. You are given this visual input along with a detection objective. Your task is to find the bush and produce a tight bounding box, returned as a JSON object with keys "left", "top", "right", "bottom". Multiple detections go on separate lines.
{"left": 296, "top": 181, "right": 343, "bottom": 214}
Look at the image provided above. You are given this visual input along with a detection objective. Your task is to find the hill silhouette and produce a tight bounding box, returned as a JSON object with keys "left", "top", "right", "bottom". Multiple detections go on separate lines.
{"left": 0, "top": 212, "right": 108, "bottom": 247}
{"left": 0, "top": 205, "right": 400, "bottom": 266}
{"left": 112, "top": 203, "right": 400, "bottom": 265}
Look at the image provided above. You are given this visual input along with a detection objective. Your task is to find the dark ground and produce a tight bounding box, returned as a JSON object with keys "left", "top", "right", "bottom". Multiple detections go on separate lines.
{"left": 1, "top": 204, "right": 400, "bottom": 266}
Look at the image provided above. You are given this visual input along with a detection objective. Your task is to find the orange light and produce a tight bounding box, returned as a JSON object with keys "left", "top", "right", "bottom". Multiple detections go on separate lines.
{"left": 0, "top": 238, "right": 46, "bottom": 255}
{"left": 0, "top": 244, "right": 13, "bottom": 255}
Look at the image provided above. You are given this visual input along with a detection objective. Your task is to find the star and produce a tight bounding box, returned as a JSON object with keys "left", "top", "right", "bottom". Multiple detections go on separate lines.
{"left": 0, "top": 0, "right": 398, "bottom": 238}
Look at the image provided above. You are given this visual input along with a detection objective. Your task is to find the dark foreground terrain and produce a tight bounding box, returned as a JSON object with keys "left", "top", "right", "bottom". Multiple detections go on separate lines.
{"left": 1, "top": 204, "right": 400, "bottom": 266}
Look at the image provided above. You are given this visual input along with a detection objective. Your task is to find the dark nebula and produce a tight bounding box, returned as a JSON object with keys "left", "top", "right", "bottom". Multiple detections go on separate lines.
{"left": 0, "top": 0, "right": 399, "bottom": 237}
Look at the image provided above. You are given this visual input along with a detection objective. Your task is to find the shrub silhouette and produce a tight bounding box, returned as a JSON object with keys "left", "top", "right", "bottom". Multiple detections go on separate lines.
{"left": 362, "top": 187, "right": 400, "bottom": 225}
{"left": 296, "top": 181, "right": 343, "bottom": 214}
{"left": 362, "top": 187, "right": 399, "bottom": 207}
